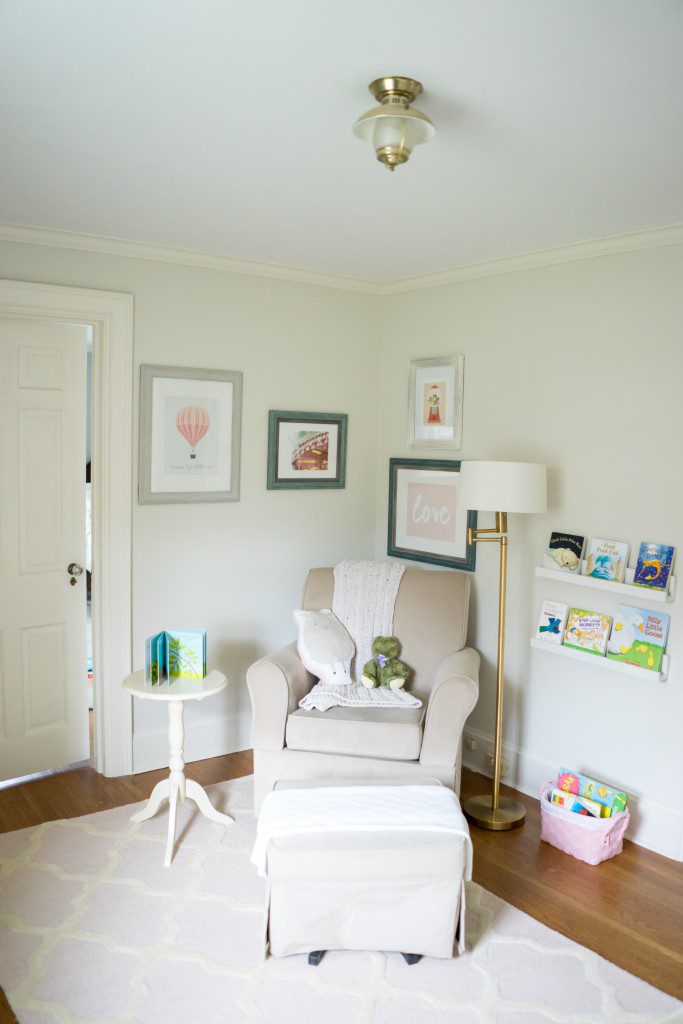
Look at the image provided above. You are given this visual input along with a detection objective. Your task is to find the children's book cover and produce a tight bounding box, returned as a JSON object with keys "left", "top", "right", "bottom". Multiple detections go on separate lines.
{"left": 584, "top": 538, "right": 630, "bottom": 582}
{"left": 166, "top": 630, "right": 206, "bottom": 679}
{"left": 543, "top": 532, "right": 585, "bottom": 573}
{"left": 557, "top": 769, "right": 628, "bottom": 815}
{"left": 563, "top": 608, "right": 611, "bottom": 656}
{"left": 606, "top": 605, "right": 669, "bottom": 672}
{"left": 536, "top": 600, "right": 569, "bottom": 645}
{"left": 145, "top": 630, "right": 206, "bottom": 683}
{"left": 633, "top": 542, "right": 675, "bottom": 591}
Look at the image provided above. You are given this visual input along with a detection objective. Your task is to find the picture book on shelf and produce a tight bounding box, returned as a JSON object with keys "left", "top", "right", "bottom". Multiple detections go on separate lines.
{"left": 543, "top": 532, "right": 585, "bottom": 573}
{"left": 606, "top": 605, "right": 669, "bottom": 672}
{"left": 563, "top": 608, "right": 611, "bottom": 656}
{"left": 145, "top": 629, "right": 206, "bottom": 684}
{"left": 536, "top": 600, "right": 569, "bottom": 645}
{"left": 584, "top": 538, "right": 630, "bottom": 583}
{"left": 633, "top": 542, "right": 675, "bottom": 591}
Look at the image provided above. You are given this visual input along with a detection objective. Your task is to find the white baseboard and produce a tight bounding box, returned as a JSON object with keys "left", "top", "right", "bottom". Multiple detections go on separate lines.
{"left": 462, "top": 725, "right": 683, "bottom": 862}
{"left": 132, "top": 712, "right": 251, "bottom": 775}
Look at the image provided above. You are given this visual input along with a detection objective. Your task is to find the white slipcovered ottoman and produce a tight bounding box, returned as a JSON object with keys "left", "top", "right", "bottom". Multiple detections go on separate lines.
{"left": 251, "top": 779, "right": 472, "bottom": 964}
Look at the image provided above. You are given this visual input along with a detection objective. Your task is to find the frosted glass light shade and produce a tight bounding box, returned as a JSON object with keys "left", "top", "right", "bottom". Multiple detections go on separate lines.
{"left": 457, "top": 461, "right": 547, "bottom": 514}
{"left": 353, "top": 107, "right": 436, "bottom": 149}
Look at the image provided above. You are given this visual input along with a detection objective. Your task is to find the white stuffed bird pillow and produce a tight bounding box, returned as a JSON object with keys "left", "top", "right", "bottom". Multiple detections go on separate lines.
{"left": 293, "top": 609, "right": 355, "bottom": 687}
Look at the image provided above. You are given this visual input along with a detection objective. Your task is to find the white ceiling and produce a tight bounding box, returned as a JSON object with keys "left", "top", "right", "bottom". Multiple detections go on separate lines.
{"left": 1, "top": 1, "right": 682, "bottom": 283}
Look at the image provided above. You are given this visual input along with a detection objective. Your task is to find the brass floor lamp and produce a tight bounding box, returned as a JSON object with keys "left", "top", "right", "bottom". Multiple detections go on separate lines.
{"left": 457, "top": 461, "right": 547, "bottom": 831}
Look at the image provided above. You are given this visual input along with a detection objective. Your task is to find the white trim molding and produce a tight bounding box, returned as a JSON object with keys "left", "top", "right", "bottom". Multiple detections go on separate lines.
{"left": 1, "top": 220, "right": 681, "bottom": 295}
{"left": 0, "top": 222, "right": 379, "bottom": 295}
{"left": 462, "top": 725, "right": 683, "bottom": 862}
{"left": 381, "top": 224, "right": 683, "bottom": 294}
{"left": 0, "top": 280, "right": 134, "bottom": 777}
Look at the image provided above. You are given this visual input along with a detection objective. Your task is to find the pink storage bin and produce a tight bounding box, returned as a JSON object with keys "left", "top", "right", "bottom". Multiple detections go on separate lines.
{"left": 539, "top": 781, "right": 630, "bottom": 865}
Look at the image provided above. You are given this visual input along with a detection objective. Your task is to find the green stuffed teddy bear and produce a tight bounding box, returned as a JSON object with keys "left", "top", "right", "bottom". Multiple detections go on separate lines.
{"left": 361, "top": 636, "right": 410, "bottom": 691}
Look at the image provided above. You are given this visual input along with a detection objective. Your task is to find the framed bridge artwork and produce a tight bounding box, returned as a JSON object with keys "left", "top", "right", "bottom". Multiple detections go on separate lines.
{"left": 267, "top": 410, "right": 348, "bottom": 490}
{"left": 387, "top": 458, "right": 477, "bottom": 570}
{"left": 138, "top": 365, "right": 242, "bottom": 503}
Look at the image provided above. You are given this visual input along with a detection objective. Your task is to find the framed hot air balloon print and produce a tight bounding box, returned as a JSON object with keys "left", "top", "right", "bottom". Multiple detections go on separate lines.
{"left": 267, "top": 410, "right": 347, "bottom": 489}
{"left": 138, "top": 365, "right": 242, "bottom": 503}
{"left": 408, "top": 355, "right": 464, "bottom": 450}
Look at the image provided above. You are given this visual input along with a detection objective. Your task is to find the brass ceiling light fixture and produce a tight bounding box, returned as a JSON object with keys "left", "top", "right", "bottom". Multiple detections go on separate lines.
{"left": 352, "top": 76, "right": 436, "bottom": 171}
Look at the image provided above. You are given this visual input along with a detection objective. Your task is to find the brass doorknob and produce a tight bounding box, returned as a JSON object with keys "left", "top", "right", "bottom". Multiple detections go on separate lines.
{"left": 67, "top": 563, "right": 83, "bottom": 576}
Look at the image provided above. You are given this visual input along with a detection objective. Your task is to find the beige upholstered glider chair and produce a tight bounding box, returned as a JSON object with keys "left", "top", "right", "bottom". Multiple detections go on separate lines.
{"left": 247, "top": 566, "right": 480, "bottom": 811}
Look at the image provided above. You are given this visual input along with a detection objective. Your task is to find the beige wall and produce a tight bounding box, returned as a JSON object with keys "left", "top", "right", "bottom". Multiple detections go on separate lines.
{"left": 375, "top": 243, "right": 683, "bottom": 858}
{"left": 2, "top": 237, "right": 681, "bottom": 857}
{"left": 0, "top": 240, "right": 382, "bottom": 768}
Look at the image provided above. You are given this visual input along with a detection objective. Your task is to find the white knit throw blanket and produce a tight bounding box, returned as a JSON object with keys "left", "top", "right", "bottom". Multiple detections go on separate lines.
{"left": 299, "top": 560, "right": 422, "bottom": 712}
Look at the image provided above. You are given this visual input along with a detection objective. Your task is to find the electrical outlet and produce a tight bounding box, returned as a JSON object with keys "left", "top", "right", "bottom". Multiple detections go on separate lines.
{"left": 465, "top": 737, "right": 477, "bottom": 751}
{"left": 486, "top": 751, "right": 508, "bottom": 778}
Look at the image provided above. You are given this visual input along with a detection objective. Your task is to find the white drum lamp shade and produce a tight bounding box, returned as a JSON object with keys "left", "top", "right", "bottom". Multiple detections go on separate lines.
{"left": 457, "top": 461, "right": 547, "bottom": 514}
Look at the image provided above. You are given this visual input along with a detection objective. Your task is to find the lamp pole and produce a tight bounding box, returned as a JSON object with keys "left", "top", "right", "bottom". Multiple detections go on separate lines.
{"left": 463, "top": 511, "right": 526, "bottom": 830}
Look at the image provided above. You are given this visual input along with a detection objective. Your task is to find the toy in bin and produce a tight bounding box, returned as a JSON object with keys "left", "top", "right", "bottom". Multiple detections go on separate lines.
{"left": 541, "top": 769, "right": 630, "bottom": 865}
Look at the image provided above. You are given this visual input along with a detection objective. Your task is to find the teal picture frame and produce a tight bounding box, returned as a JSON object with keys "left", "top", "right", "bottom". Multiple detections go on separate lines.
{"left": 267, "top": 410, "right": 348, "bottom": 489}
{"left": 387, "top": 457, "right": 477, "bottom": 571}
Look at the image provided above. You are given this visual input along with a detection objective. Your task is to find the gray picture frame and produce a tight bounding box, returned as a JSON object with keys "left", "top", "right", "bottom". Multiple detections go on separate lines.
{"left": 267, "top": 410, "right": 347, "bottom": 489}
{"left": 408, "top": 354, "right": 464, "bottom": 450}
{"left": 138, "top": 364, "right": 242, "bottom": 504}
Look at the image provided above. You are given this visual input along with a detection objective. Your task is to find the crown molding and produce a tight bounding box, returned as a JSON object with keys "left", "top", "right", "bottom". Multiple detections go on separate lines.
{"left": 378, "top": 224, "right": 683, "bottom": 294}
{"left": 1, "top": 220, "right": 681, "bottom": 296}
{"left": 0, "top": 222, "right": 380, "bottom": 295}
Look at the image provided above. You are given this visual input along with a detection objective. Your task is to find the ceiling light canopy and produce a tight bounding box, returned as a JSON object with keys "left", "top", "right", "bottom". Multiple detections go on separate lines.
{"left": 353, "top": 76, "right": 436, "bottom": 172}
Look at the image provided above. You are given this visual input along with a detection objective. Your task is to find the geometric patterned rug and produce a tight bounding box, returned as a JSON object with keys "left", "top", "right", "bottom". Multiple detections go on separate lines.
{"left": 0, "top": 775, "right": 679, "bottom": 1024}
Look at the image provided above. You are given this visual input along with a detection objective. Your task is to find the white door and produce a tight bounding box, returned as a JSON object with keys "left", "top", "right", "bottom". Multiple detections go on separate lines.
{"left": 0, "top": 318, "right": 89, "bottom": 781}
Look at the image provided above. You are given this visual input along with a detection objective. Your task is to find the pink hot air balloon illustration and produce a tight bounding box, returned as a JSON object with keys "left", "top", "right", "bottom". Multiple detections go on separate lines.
{"left": 176, "top": 405, "right": 210, "bottom": 459}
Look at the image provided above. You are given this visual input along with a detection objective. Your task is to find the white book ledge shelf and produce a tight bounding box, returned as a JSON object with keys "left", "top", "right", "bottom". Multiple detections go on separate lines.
{"left": 530, "top": 638, "right": 670, "bottom": 682}
{"left": 535, "top": 562, "right": 676, "bottom": 604}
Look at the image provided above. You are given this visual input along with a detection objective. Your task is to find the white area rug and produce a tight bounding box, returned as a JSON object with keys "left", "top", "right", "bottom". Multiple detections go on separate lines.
{"left": 0, "top": 775, "right": 679, "bottom": 1024}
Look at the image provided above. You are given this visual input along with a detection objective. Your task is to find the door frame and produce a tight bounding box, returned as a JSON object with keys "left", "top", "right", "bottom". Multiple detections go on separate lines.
{"left": 0, "top": 280, "right": 134, "bottom": 776}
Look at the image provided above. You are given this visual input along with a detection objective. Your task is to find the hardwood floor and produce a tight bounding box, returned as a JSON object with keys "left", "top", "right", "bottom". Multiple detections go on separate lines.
{"left": 0, "top": 755, "right": 681, "bottom": 1024}
{"left": 459, "top": 771, "right": 683, "bottom": 1000}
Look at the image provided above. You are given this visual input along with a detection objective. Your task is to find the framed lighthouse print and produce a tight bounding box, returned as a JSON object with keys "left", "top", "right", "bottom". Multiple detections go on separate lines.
{"left": 267, "top": 410, "right": 347, "bottom": 489}
{"left": 408, "top": 355, "right": 464, "bottom": 450}
{"left": 387, "top": 458, "right": 477, "bottom": 570}
{"left": 138, "top": 365, "right": 242, "bottom": 503}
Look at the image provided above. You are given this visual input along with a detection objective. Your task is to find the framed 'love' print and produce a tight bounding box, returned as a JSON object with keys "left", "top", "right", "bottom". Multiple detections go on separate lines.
{"left": 138, "top": 365, "right": 242, "bottom": 504}
{"left": 387, "top": 458, "right": 477, "bottom": 571}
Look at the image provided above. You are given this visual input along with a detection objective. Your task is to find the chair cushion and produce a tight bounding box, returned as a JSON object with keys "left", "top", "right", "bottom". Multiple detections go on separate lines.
{"left": 285, "top": 691, "right": 428, "bottom": 761}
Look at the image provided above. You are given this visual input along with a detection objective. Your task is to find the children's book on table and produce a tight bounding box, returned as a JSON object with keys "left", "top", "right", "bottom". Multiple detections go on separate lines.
{"left": 145, "top": 629, "right": 206, "bottom": 683}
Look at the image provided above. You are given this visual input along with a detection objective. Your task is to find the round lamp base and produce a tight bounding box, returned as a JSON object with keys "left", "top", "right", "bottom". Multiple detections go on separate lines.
{"left": 463, "top": 793, "right": 526, "bottom": 831}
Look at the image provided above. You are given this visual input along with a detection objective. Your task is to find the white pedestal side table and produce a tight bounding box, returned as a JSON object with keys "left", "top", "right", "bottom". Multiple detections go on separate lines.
{"left": 123, "top": 669, "right": 234, "bottom": 865}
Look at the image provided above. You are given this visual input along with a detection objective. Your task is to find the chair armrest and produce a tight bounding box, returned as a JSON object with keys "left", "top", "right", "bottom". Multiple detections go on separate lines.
{"left": 420, "top": 647, "right": 480, "bottom": 768}
{"left": 246, "top": 641, "right": 315, "bottom": 751}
